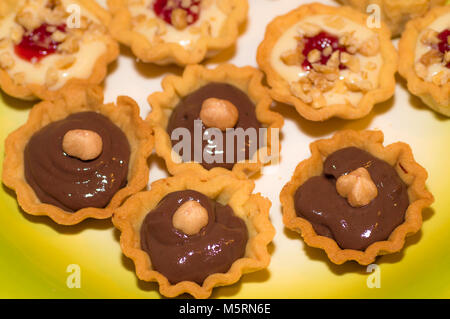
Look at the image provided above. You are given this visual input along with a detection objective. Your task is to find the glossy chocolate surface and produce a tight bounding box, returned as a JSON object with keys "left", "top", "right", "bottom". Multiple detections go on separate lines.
{"left": 167, "top": 82, "right": 262, "bottom": 170}
{"left": 294, "top": 147, "right": 409, "bottom": 251}
{"left": 140, "top": 190, "right": 248, "bottom": 285}
{"left": 24, "top": 112, "right": 130, "bottom": 212}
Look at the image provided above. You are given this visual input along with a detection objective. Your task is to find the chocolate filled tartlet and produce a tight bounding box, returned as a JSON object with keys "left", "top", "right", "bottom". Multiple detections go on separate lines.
{"left": 147, "top": 64, "right": 284, "bottom": 177}
{"left": 166, "top": 82, "right": 262, "bottom": 170}
{"left": 2, "top": 86, "right": 153, "bottom": 225}
{"left": 140, "top": 190, "right": 248, "bottom": 285}
{"left": 280, "top": 130, "right": 434, "bottom": 265}
{"left": 112, "top": 170, "right": 275, "bottom": 298}
{"left": 24, "top": 112, "right": 131, "bottom": 212}
{"left": 294, "top": 147, "right": 409, "bottom": 251}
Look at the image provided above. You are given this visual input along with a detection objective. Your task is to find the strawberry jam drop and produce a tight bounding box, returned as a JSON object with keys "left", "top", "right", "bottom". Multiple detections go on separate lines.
{"left": 436, "top": 29, "right": 449, "bottom": 68}
{"left": 14, "top": 23, "right": 66, "bottom": 63}
{"left": 153, "top": 0, "right": 201, "bottom": 27}
{"left": 301, "top": 31, "right": 348, "bottom": 71}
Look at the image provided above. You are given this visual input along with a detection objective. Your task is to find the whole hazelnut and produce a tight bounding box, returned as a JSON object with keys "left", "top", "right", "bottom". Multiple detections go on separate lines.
{"left": 172, "top": 200, "right": 209, "bottom": 235}
{"left": 62, "top": 129, "right": 103, "bottom": 161}
{"left": 336, "top": 167, "right": 378, "bottom": 207}
{"left": 199, "top": 97, "right": 239, "bottom": 131}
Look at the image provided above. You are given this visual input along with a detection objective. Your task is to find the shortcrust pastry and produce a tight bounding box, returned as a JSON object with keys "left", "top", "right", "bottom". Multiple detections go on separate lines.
{"left": 280, "top": 130, "right": 433, "bottom": 265}
{"left": 257, "top": 3, "right": 398, "bottom": 121}
{"left": 0, "top": 0, "right": 119, "bottom": 101}
{"left": 147, "top": 64, "right": 284, "bottom": 177}
{"left": 2, "top": 86, "right": 153, "bottom": 225}
{"left": 398, "top": 5, "right": 450, "bottom": 116}
{"left": 107, "top": 0, "right": 248, "bottom": 65}
{"left": 112, "top": 170, "right": 275, "bottom": 298}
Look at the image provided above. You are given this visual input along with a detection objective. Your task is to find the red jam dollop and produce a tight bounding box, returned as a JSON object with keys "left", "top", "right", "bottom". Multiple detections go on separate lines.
{"left": 14, "top": 23, "right": 66, "bottom": 63}
{"left": 301, "top": 31, "right": 348, "bottom": 71}
{"left": 153, "top": 0, "right": 201, "bottom": 27}
{"left": 437, "top": 28, "right": 449, "bottom": 68}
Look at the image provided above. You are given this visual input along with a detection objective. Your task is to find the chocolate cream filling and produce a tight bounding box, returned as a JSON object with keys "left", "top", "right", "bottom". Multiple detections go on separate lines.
{"left": 294, "top": 147, "right": 410, "bottom": 251}
{"left": 140, "top": 190, "right": 248, "bottom": 285}
{"left": 167, "top": 82, "right": 262, "bottom": 170}
{"left": 24, "top": 112, "right": 131, "bottom": 212}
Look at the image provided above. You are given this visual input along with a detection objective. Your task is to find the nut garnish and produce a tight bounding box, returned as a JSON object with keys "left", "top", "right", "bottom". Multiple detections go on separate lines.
{"left": 172, "top": 200, "right": 209, "bottom": 236}
{"left": 45, "top": 67, "right": 59, "bottom": 87}
{"left": 358, "top": 36, "right": 379, "bottom": 57}
{"left": 200, "top": 97, "right": 239, "bottom": 131}
{"left": 336, "top": 167, "right": 378, "bottom": 207}
{"left": 281, "top": 49, "right": 303, "bottom": 66}
{"left": 420, "top": 29, "right": 440, "bottom": 45}
{"left": 420, "top": 49, "right": 443, "bottom": 66}
{"left": 0, "top": 52, "right": 14, "bottom": 69}
{"left": 307, "top": 49, "right": 321, "bottom": 64}
{"left": 171, "top": 8, "right": 188, "bottom": 30}
{"left": 63, "top": 129, "right": 103, "bottom": 161}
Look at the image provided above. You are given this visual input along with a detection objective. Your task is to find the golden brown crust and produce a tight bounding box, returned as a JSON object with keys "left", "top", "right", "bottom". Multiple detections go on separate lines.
{"left": 398, "top": 5, "right": 450, "bottom": 117}
{"left": 0, "top": 0, "right": 119, "bottom": 101}
{"left": 147, "top": 63, "right": 284, "bottom": 178}
{"left": 112, "top": 170, "right": 275, "bottom": 299}
{"left": 280, "top": 130, "right": 434, "bottom": 265}
{"left": 256, "top": 3, "right": 398, "bottom": 122}
{"left": 107, "top": 0, "right": 248, "bottom": 66}
{"left": 2, "top": 85, "right": 154, "bottom": 225}
{"left": 337, "top": 0, "right": 447, "bottom": 37}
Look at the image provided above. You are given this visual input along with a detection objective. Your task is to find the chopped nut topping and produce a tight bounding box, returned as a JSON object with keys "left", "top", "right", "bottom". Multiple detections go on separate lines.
{"left": 58, "top": 36, "right": 80, "bottom": 54}
{"left": 11, "top": 25, "right": 24, "bottom": 44}
{"left": 51, "top": 30, "right": 67, "bottom": 43}
{"left": 420, "top": 49, "right": 443, "bottom": 66}
{"left": 300, "top": 22, "right": 320, "bottom": 37}
{"left": 358, "top": 36, "right": 379, "bottom": 56}
{"left": 280, "top": 49, "right": 303, "bottom": 66}
{"left": 307, "top": 49, "right": 321, "bottom": 64}
{"left": 171, "top": 8, "right": 188, "bottom": 30}
{"left": 0, "top": 52, "right": 14, "bottom": 69}
{"left": 290, "top": 82, "right": 312, "bottom": 104}
{"left": 0, "top": 38, "right": 10, "bottom": 49}
{"left": 415, "top": 62, "right": 428, "bottom": 79}
{"left": 420, "top": 29, "right": 440, "bottom": 45}
{"left": 16, "top": 10, "right": 42, "bottom": 31}
{"left": 340, "top": 52, "right": 360, "bottom": 73}
{"left": 45, "top": 67, "right": 59, "bottom": 87}
{"left": 345, "top": 79, "right": 373, "bottom": 92}
{"left": 56, "top": 55, "right": 76, "bottom": 69}
{"left": 322, "top": 45, "right": 332, "bottom": 57}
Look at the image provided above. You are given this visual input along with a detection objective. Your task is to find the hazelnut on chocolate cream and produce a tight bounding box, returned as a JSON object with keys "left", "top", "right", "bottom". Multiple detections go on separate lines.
{"left": 63, "top": 129, "right": 103, "bottom": 161}
{"left": 199, "top": 97, "right": 239, "bottom": 131}
{"left": 172, "top": 200, "right": 209, "bottom": 235}
{"left": 336, "top": 167, "right": 378, "bottom": 207}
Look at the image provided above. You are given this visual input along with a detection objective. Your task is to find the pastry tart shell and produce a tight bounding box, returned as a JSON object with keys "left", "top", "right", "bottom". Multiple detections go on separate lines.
{"left": 257, "top": 3, "right": 398, "bottom": 122}
{"left": 147, "top": 63, "right": 284, "bottom": 178}
{"left": 2, "top": 86, "right": 154, "bottom": 225}
{"left": 112, "top": 169, "right": 275, "bottom": 299}
{"left": 0, "top": 0, "right": 119, "bottom": 101}
{"left": 280, "top": 130, "right": 434, "bottom": 265}
{"left": 398, "top": 5, "right": 450, "bottom": 117}
{"left": 107, "top": 0, "right": 248, "bottom": 66}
